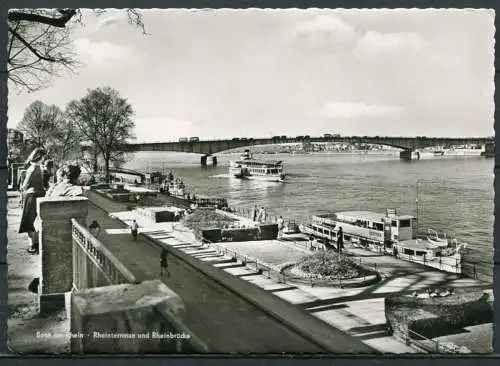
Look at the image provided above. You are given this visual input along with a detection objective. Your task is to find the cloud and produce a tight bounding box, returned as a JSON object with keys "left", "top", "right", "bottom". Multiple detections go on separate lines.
{"left": 97, "top": 16, "right": 120, "bottom": 29}
{"left": 73, "top": 38, "right": 137, "bottom": 65}
{"left": 293, "top": 16, "right": 357, "bottom": 45}
{"left": 315, "top": 101, "right": 404, "bottom": 119}
{"left": 134, "top": 117, "right": 194, "bottom": 142}
{"left": 354, "top": 31, "right": 425, "bottom": 57}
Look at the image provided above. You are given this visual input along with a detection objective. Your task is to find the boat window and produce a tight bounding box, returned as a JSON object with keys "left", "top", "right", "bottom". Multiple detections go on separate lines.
{"left": 416, "top": 251, "right": 426, "bottom": 256}
{"left": 403, "top": 248, "right": 414, "bottom": 255}
{"left": 373, "top": 222, "right": 384, "bottom": 231}
{"left": 399, "top": 219, "right": 411, "bottom": 228}
{"left": 392, "top": 220, "right": 397, "bottom": 227}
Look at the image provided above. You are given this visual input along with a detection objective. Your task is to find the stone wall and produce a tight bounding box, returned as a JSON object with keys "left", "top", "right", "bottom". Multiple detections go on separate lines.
{"left": 37, "top": 196, "right": 89, "bottom": 314}
{"left": 71, "top": 280, "right": 196, "bottom": 353}
{"left": 385, "top": 291, "right": 493, "bottom": 339}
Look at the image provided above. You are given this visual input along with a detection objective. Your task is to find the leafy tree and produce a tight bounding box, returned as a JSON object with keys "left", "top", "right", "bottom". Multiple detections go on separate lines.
{"left": 7, "top": 8, "right": 146, "bottom": 93}
{"left": 16, "top": 100, "right": 82, "bottom": 163}
{"left": 66, "top": 86, "right": 135, "bottom": 182}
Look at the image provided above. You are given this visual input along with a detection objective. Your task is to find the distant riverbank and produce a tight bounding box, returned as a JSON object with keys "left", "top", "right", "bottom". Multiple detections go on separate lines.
{"left": 241, "top": 149, "right": 483, "bottom": 157}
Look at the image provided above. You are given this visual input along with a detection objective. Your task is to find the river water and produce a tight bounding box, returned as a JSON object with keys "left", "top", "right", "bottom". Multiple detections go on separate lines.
{"left": 125, "top": 152, "right": 494, "bottom": 279}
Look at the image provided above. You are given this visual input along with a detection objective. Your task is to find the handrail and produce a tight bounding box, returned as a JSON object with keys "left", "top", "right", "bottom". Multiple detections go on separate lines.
{"left": 72, "top": 218, "right": 138, "bottom": 285}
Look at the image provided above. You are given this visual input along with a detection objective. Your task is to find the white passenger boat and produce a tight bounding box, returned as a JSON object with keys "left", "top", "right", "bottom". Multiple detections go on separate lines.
{"left": 299, "top": 209, "right": 467, "bottom": 273}
{"left": 229, "top": 149, "right": 285, "bottom": 182}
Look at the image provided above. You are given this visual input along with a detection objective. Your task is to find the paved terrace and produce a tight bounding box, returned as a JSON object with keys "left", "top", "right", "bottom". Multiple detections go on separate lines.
{"left": 85, "top": 191, "right": 376, "bottom": 354}
{"left": 7, "top": 193, "right": 71, "bottom": 353}
{"left": 99, "top": 193, "right": 492, "bottom": 354}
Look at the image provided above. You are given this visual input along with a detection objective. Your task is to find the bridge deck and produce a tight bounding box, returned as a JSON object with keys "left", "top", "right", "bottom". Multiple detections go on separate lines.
{"left": 85, "top": 191, "right": 377, "bottom": 354}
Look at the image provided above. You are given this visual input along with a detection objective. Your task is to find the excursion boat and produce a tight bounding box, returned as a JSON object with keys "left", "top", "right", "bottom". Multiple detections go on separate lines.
{"left": 229, "top": 149, "right": 285, "bottom": 182}
{"left": 299, "top": 209, "right": 467, "bottom": 273}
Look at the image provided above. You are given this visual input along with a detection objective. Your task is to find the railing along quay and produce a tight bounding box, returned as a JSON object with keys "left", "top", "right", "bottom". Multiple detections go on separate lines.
{"left": 201, "top": 237, "right": 381, "bottom": 288}
{"left": 72, "top": 218, "right": 139, "bottom": 289}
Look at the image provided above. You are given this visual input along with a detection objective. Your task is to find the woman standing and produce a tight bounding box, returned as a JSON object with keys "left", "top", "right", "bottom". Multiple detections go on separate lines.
{"left": 18, "top": 148, "right": 46, "bottom": 254}
{"left": 42, "top": 160, "right": 55, "bottom": 190}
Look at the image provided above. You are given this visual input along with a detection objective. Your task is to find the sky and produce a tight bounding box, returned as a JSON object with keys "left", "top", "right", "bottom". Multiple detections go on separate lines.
{"left": 8, "top": 9, "right": 495, "bottom": 142}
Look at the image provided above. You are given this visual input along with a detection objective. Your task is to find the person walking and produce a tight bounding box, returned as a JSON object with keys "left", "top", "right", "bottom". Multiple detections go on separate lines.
{"left": 130, "top": 219, "right": 139, "bottom": 242}
{"left": 277, "top": 216, "right": 284, "bottom": 239}
{"left": 160, "top": 248, "right": 169, "bottom": 277}
{"left": 337, "top": 226, "right": 344, "bottom": 254}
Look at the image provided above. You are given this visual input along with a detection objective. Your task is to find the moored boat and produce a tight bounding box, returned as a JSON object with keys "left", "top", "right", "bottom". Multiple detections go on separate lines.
{"left": 299, "top": 209, "right": 467, "bottom": 273}
{"left": 229, "top": 149, "right": 285, "bottom": 182}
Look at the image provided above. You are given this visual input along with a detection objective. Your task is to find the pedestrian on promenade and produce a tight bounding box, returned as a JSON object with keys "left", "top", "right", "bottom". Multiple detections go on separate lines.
{"left": 309, "top": 237, "right": 314, "bottom": 251}
{"left": 277, "top": 216, "right": 284, "bottom": 238}
{"left": 337, "top": 227, "right": 344, "bottom": 254}
{"left": 252, "top": 205, "right": 258, "bottom": 221}
{"left": 130, "top": 219, "right": 139, "bottom": 242}
{"left": 160, "top": 248, "right": 170, "bottom": 277}
{"left": 261, "top": 207, "right": 268, "bottom": 222}
{"left": 19, "top": 148, "right": 46, "bottom": 254}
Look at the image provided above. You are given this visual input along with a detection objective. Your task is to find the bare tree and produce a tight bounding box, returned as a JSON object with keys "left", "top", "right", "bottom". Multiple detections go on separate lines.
{"left": 16, "top": 100, "right": 82, "bottom": 163}
{"left": 7, "top": 8, "right": 146, "bottom": 93}
{"left": 66, "top": 86, "right": 135, "bottom": 182}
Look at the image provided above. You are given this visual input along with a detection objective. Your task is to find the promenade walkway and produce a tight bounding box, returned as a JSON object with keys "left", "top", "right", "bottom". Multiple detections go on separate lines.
{"left": 85, "top": 191, "right": 376, "bottom": 354}
{"left": 7, "top": 193, "right": 71, "bottom": 354}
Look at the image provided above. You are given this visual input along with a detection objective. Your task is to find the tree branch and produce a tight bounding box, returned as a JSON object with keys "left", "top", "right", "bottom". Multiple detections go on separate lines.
{"left": 8, "top": 26, "right": 58, "bottom": 62}
{"left": 8, "top": 9, "right": 77, "bottom": 27}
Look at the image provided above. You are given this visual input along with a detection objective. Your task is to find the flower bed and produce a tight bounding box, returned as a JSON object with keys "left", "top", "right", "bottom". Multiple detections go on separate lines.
{"left": 280, "top": 251, "right": 380, "bottom": 288}
{"left": 288, "top": 251, "right": 361, "bottom": 280}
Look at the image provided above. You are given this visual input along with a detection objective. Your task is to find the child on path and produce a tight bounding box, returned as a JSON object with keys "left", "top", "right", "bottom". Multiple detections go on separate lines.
{"left": 130, "top": 219, "right": 139, "bottom": 242}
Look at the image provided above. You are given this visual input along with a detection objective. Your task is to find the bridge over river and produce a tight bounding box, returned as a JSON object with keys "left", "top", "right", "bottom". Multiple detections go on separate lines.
{"left": 116, "top": 136, "right": 494, "bottom": 166}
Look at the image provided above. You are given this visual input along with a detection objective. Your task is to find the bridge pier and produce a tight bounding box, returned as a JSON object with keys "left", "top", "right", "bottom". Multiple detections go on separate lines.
{"left": 399, "top": 150, "right": 420, "bottom": 161}
{"left": 201, "top": 154, "right": 217, "bottom": 167}
{"left": 482, "top": 142, "right": 494, "bottom": 158}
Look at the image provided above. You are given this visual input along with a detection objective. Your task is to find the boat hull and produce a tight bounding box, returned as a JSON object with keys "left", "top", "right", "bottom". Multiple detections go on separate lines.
{"left": 229, "top": 164, "right": 285, "bottom": 182}
{"left": 232, "top": 173, "right": 285, "bottom": 183}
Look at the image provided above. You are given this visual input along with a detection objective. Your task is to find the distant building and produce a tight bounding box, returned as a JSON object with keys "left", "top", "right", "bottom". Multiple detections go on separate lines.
{"left": 8, "top": 128, "right": 23, "bottom": 146}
